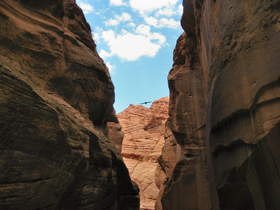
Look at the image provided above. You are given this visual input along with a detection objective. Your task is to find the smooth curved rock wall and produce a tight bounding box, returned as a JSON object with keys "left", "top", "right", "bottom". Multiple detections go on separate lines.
{"left": 0, "top": 1, "right": 139, "bottom": 209}
{"left": 157, "top": 0, "right": 280, "bottom": 210}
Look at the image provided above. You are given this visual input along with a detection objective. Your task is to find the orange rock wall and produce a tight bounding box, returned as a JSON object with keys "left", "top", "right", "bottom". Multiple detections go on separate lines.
{"left": 0, "top": 1, "right": 139, "bottom": 209}
{"left": 157, "top": 0, "right": 280, "bottom": 210}
{"left": 118, "top": 97, "right": 169, "bottom": 210}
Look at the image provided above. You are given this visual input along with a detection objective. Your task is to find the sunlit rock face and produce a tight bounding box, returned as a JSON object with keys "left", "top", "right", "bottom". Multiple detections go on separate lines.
{"left": 118, "top": 97, "right": 169, "bottom": 210}
{"left": 0, "top": 0, "right": 139, "bottom": 209}
{"left": 157, "top": 0, "right": 280, "bottom": 210}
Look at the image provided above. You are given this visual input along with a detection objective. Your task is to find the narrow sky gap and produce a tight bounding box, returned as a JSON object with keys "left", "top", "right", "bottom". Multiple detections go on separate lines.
{"left": 77, "top": 0, "right": 183, "bottom": 113}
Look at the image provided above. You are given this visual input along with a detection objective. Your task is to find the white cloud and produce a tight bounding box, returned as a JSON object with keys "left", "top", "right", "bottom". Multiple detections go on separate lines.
{"left": 129, "top": 0, "right": 179, "bottom": 13}
{"left": 105, "top": 12, "right": 132, "bottom": 26}
{"left": 127, "top": 22, "right": 136, "bottom": 28}
{"left": 110, "top": 0, "right": 126, "bottom": 6}
{"left": 92, "top": 33, "right": 99, "bottom": 42}
{"left": 135, "top": 24, "right": 151, "bottom": 35}
{"left": 126, "top": 0, "right": 181, "bottom": 29}
{"left": 155, "top": 4, "right": 183, "bottom": 17}
{"left": 118, "top": 13, "right": 132, "bottom": 21}
{"left": 144, "top": 16, "right": 158, "bottom": 26}
{"left": 156, "top": 8, "right": 176, "bottom": 16}
{"left": 77, "top": 1, "right": 94, "bottom": 14}
{"left": 92, "top": 27, "right": 105, "bottom": 44}
{"left": 135, "top": 24, "right": 166, "bottom": 44}
{"left": 106, "top": 19, "right": 119, "bottom": 26}
{"left": 106, "top": 62, "right": 115, "bottom": 72}
{"left": 144, "top": 16, "right": 180, "bottom": 29}
{"left": 99, "top": 49, "right": 112, "bottom": 58}
{"left": 158, "top": 18, "right": 180, "bottom": 28}
{"left": 100, "top": 27, "right": 166, "bottom": 61}
{"left": 178, "top": 4, "right": 183, "bottom": 16}
{"left": 98, "top": 51, "right": 114, "bottom": 72}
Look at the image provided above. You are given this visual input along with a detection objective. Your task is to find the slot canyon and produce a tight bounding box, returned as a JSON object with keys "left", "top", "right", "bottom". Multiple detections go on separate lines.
{"left": 0, "top": 1, "right": 279, "bottom": 210}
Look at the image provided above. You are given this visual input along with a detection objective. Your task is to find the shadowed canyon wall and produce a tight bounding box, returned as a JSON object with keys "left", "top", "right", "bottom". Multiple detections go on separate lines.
{"left": 0, "top": 0, "right": 139, "bottom": 209}
{"left": 118, "top": 97, "right": 169, "bottom": 210}
{"left": 157, "top": 0, "right": 280, "bottom": 210}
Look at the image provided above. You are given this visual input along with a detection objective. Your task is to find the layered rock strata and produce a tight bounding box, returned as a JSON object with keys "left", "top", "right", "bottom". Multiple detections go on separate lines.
{"left": 0, "top": 0, "right": 139, "bottom": 209}
{"left": 118, "top": 97, "right": 169, "bottom": 210}
{"left": 157, "top": 0, "right": 280, "bottom": 210}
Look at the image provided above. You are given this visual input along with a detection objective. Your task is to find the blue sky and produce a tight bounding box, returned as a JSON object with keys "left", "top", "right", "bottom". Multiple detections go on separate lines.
{"left": 76, "top": 0, "right": 183, "bottom": 113}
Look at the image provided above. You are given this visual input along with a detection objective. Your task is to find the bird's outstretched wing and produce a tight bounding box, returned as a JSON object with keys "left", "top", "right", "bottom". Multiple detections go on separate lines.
{"left": 140, "top": 101, "right": 152, "bottom": 105}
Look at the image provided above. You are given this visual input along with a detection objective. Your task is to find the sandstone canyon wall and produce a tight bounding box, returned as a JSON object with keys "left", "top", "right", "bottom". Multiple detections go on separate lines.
{"left": 0, "top": 0, "right": 139, "bottom": 209}
{"left": 157, "top": 0, "right": 280, "bottom": 210}
{"left": 118, "top": 97, "right": 169, "bottom": 210}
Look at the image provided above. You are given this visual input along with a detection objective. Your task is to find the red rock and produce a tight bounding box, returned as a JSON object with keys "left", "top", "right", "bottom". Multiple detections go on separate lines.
{"left": 0, "top": 1, "right": 139, "bottom": 209}
{"left": 118, "top": 97, "right": 169, "bottom": 210}
{"left": 157, "top": 0, "right": 280, "bottom": 210}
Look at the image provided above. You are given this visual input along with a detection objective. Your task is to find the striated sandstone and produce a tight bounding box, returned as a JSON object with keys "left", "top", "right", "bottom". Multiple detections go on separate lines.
{"left": 0, "top": 0, "right": 139, "bottom": 209}
{"left": 157, "top": 0, "right": 280, "bottom": 210}
{"left": 118, "top": 97, "right": 169, "bottom": 210}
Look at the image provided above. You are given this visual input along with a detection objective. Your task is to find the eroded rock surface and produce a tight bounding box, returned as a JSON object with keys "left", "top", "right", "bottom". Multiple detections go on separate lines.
{"left": 157, "top": 0, "right": 280, "bottom": 210}
{"left": 0, "top": 0, "right": 139, "bottom": 209}
{"left": 118, "top": 97, "right": 169, "bottom": 210}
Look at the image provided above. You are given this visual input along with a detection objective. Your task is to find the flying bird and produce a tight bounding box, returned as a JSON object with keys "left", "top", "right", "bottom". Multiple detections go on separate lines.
{"left": 140, "top": 101, "right": 152, "bottom": 105}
